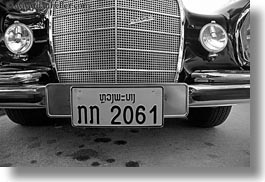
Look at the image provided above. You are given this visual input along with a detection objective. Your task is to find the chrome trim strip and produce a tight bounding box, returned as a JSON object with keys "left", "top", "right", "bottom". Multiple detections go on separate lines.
{"left": 176, "top": 0, "right": 185, "bottom": 81}
{"left": 191, "top": 70, "right": 250, "bottom": 83}
{"left": 190, "top": 84, "right": 250, "bottom": 91}
{"left": 58, "top": 69, "right": 177, "bottom": 74}
{"left": 52, "top": 27, "right": 116, "bottom": 37}
{"left": 189, "top": 99, "right": 250, "bottom": 108}
{"left": 34, "top": 40, "right": 48, "bottom": 44}
{"left": 54, "top": 48, "right": 179, "bottom": 56}
{"left": 48, "top": 0, "right": 60, "bottom": 81}
{"left": 117, "top": 69, "right": 176, "bottom": 73}
{"left": 58, "top": 69, "right": 116, "bottom": 73}
{"left": 116, "top": 48, "right": 179, "bottom": 55}
{"left": 0, "top": 69, "right": 50, "bottom": 75}
{"left": 53, "top": 27, "right": 181, "bottom": 37}
{"left": 54, "top": 48, "right": 116, "bottom": 55}
{"left": 235, "top": 7, "right": 250, "bottom": 66}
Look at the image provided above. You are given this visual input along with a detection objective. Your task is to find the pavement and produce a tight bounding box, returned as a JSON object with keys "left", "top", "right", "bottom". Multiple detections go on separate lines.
{"left": 0, "top": 104, "right": 250, "bottom": 167}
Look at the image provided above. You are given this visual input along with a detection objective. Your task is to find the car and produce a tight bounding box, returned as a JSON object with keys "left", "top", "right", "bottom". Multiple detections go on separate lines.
{"left": 0, "top": 0, "right": 250, "bottom": 128}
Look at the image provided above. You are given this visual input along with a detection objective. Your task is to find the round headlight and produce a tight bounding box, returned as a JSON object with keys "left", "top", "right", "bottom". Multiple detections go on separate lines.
{"left": 199, "top": 21, "right": 228, "bottom": 53}
{"left": 4, "top": 21, "right": 34, "bottom": 54}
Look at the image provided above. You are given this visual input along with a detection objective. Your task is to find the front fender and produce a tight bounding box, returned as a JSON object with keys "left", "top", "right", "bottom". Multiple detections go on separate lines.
{"left": 182, "top": 0, "right": 250, "bottom": 75}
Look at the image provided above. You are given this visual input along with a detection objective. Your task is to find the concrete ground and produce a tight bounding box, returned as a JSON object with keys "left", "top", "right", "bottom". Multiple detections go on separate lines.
{"left": 0, "top": 104, "right": 250, "bottom": 167}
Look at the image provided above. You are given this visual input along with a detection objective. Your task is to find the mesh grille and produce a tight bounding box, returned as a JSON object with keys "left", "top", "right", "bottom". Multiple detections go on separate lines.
{"left": 117, "top": 29, "right": 180, "bottom": 52}
{"left": 117, "top": 71, "right": 176, "bottom": 83}
{"left": 52, "top": 0, "right": 182, "bottom": 83}
{"left": 117, "top": 50, "right": 178, "bottom": 71}
{"left": 55, "top": 51, "right": 116, "bottom": 71}
{"left": 117, "top": 0, "right": 179, "bottom": 15}
{"left": 54, "top": 29, "right": 115, "bottom": 53}
{"left": 53, "top": 8, "right": 115, "bottom": 35}
{"left": 59, "top": 71, "right": 116, "bottom": 84}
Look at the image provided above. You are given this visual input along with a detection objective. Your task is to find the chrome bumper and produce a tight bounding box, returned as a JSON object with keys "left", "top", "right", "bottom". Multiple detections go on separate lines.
{"left": 0, "top": 70, "right": 250, "bottom": 117}
{"left": 0, "top": 83, "right": 250, "bottom": 116}
{"left": 0, "top": 85, "right": 45, "bottom": 108}
{"left": 189, "top": 84, "right": 250, "bottom": 107}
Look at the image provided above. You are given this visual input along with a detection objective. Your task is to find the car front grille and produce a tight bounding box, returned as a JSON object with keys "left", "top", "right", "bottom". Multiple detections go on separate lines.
{"left": 51, "top": 0, "right": 183, "bottom": 83}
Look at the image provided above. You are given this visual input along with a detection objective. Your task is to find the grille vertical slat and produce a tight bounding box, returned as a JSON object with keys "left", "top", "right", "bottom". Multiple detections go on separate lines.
{"left": 52, "top": 0, "right": 182, "bottom": 83}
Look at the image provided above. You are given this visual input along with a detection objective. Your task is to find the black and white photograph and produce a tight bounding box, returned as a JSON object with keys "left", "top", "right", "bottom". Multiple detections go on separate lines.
{"left": 0, "top": 0, "right": 252, "bottom": 170}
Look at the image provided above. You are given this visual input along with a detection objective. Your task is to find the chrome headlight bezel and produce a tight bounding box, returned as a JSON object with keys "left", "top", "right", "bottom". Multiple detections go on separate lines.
{"left": 4, "top": 21, "right": 34, "bottom": 55}
{"left": 199, "top": 21, "right": 228, "bottom": 54}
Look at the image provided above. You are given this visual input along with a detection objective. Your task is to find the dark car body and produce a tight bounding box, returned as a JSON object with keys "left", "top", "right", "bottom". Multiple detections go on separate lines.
{"left": 0, "top": 0, "right": 250, "bottom": 127}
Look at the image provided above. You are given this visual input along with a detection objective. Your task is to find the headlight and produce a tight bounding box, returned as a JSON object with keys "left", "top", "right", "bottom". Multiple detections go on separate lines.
{"left": 4, "top": 21, "right": 34, "bottom": 54}
{"left": 199, "top": 21, "right": 228, "bottom": 53}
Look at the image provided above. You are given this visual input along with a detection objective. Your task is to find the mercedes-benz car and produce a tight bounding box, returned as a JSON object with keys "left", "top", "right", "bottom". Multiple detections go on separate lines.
{"left": 0, "top": 0, "right": 250, "bottom": 128}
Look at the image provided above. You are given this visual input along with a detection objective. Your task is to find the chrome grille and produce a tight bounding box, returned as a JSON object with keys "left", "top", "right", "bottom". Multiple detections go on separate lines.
{"left": 52, "top": 0, "right": 183, "bottom": 83}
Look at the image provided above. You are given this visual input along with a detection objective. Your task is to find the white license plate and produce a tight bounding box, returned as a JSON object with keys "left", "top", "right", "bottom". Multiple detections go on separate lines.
{"left": 71, "top": 87, "right": 164, "bottom": 127}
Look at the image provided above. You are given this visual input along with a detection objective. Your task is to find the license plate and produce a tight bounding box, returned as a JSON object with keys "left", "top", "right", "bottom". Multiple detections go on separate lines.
{"left": 71, "top": 87, "right": 164, "bottom": 127}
